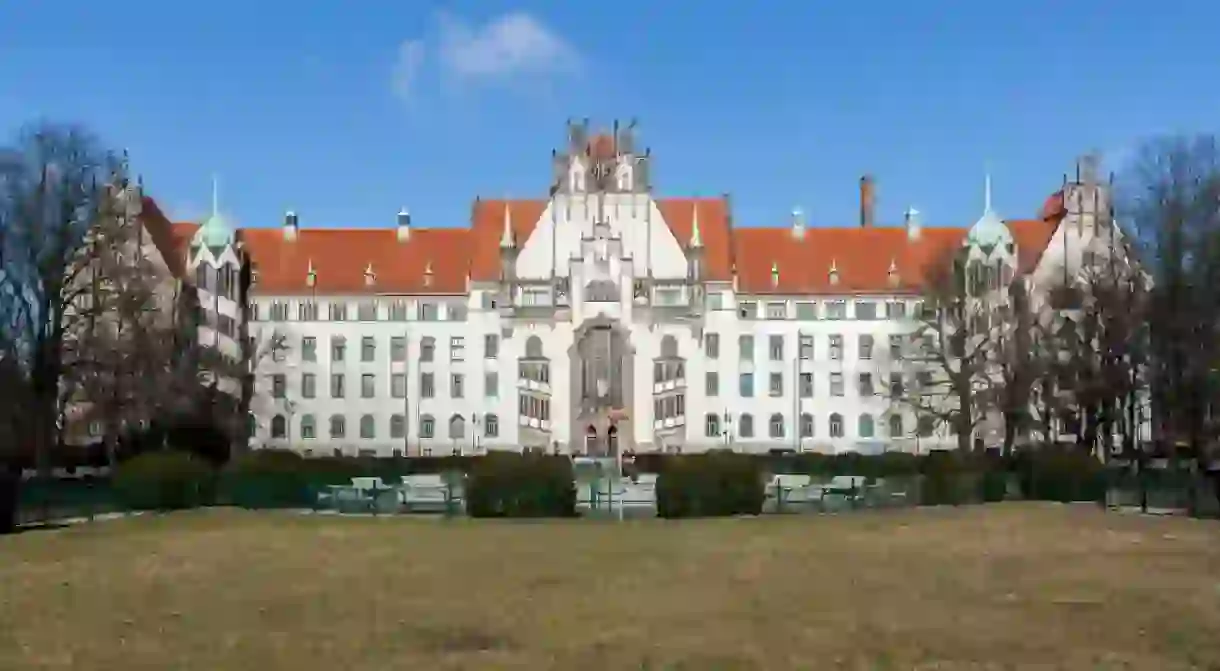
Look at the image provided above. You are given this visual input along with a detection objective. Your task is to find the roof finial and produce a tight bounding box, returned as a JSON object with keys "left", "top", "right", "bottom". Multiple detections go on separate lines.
{"left": 500, "top": 201, "right": 514, "bottom": 248}
{"left": 211, "top": 173, "right": 220, "bottom": 218}
{"left": 983, "top": 166, "right": 993, "bottom": 215}
{"left": 690, "top": 202, "right": 703, "bottom": 248}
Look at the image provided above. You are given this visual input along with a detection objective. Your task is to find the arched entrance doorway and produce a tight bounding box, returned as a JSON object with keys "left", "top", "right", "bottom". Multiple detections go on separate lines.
{"left": 607, "top": 424, "right": 618, "bottom": 457}
{"left": 585, "top": 424, "right": 598, "bottom": 456}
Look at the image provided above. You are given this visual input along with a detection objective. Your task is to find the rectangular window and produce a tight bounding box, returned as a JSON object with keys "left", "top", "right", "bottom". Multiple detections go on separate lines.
{"left": 737, "top": 300, "right": 756, "bottom": 319}
{"left": 420, "top": 338, "right": 435, "bottom": 362}
{"left": 738, "top": 335, "right": 754, "bottom": 361}
{"left": 450, "top": 337, "right": 465, "bottom": 362}
{"left": 390, "top": 336, "right": 406, "bottom": 362}
{"left": 859, "top": 335, "right": 874, "bottom": 360}
{"left": 795, "top": 301, "right": 817, "bottom": 320}
{"left": 484, "top": 372, "right": 498, "bottom": 398}
{"left": 855, "top": 301, "right": 878, "bottom": 320}
{"left": 830, "top": 373, "right": 844, "bottom": 397}
{"left": 768, "top": 335, "right": 784, "bottom": 361}
{"left": 391, "top": 373, "right": 406, "bottom": 399}
{"left": 769, "top": 372, "right": 783, "bottom": 397}
{"left": 420, "top": 373, "right": 435, "bottom": 398}
{"left": 859, "top": 373, "right": 874, "bottom": 396}
{"left": 328, "top": 302, "right": 348, "bottom": 321}
{"left": 825, "top": 300, "right": 846, "bottom": 320}
{"left": 799, "top": 372, "right": 814, "bottom": 398}
{"left": 765, "top": 302, "right": 786, "bottom": 320}
{"left": 484, "top": 334, "right": 499, "bottom": 359}
{"left": 799, "top": 334, "right": 814, "bottom": 360}
{"left": 331, "top": 337, "right": 346, "bottom": 362}
{"left": 889, "top": 335, "right": 904, "bottom": 360}
{"left": 301, "top": 373, "right": 316, "bottom": 399}
{"left": 829, "top": 335, "right": 843, "bottom": 360}
{"left": 389, "top": 300, "right": 408, "bottom": 321}
{"left": 705, "top": 371, "right": 719, "bottom": 396}
{"left": 886, "top": 301, "right": 907, "bottom": 319}
{"left": 358, "top": 301, "right": 377, "bottom": 321}
{"left": 705, "top": 333, "right": 719, "bottom": 359}
{"left": 419, "top": 303, "right": 438, "bottom": 321}
{"left": 271, "top": 374, "right": 286, "bottom": 399}
{"left": 450, "top": 374, "right": 464, "bottom": 398}
{"left": 330, "top": 373, "right": 345, "bottom": 398}
{"left": 361, "top": 336, "right": 376, "bottom": 362}
{"left": 301, "top": 336, "right": 317, "bottom": 362}
{"left": 739, "top": 373, "right": 754, "bottom": 398}
{"left": 889, "top": 373, "right": 904, "bottom": 398}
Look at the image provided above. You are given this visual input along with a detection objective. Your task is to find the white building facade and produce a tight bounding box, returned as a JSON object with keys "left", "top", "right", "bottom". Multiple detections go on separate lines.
{"left": 234, "top": 121, "right": 1111, "bottom": 457}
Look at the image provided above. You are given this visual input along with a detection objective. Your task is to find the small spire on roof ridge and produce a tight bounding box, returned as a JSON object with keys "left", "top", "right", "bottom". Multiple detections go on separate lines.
{"left": 690, "top": 202, "right": 702, "bottom": 248}
{"left": 500, "top": 201, "right": 515, "bottom": 248}
{"left": 424, "top": 260, "right": 433, "bottom": 274}
{"left": 365, "top": 262, "right": 375, "bottom": 275}
{"left": 211, "top": 173, "right": 220, "bottom": 218}
{"left": 829, "top": 258, "right": 838, "bottom": 273}
{"left": 888, "top": 257, "right": 898, "bottom": 273}
{"left": 983, "top": 168, "right": 993, "bottom": 215}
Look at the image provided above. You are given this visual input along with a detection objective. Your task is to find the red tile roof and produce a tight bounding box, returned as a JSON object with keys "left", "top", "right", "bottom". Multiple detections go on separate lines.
{"left": 152, "top": 193, "right": 1063, "bottom": 297}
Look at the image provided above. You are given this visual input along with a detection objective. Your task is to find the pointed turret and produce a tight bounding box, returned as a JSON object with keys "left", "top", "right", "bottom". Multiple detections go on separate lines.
{"left": 689, "top": 201, "right": 703, "bottom": 249}
{"left": 499, "top": 201, "right": 515, "bottom": 248}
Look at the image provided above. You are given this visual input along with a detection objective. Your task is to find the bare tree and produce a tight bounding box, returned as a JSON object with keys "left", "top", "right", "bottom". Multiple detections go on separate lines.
{"left": 897, "top": 246, "right": 999, "bottom": 452}
{"left": 0, "top": 124, "right": 134, "bottom": 475}
{"left": 60, "top": 179, "right": 182, "bottom": 466}
{"left": 1120, "top": 134, "right": 1220, "bottom": 511}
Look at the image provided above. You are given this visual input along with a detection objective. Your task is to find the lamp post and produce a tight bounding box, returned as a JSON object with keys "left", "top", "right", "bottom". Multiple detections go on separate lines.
{"left": 470, "top": 412, "right": 480, "bottom": 455}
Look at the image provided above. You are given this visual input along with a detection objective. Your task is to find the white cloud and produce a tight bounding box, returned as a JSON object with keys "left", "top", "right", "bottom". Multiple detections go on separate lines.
{"left": 437, "top": 12, "right": 579, "bottom": 80}
{"left": 392, "top": 12, "right": 579, "bottom": 100}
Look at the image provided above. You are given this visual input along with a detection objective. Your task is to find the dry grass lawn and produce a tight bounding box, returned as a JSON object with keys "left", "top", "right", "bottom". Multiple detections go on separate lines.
{"left": 2, "top": 504, "right": 1219, "bottom": 670}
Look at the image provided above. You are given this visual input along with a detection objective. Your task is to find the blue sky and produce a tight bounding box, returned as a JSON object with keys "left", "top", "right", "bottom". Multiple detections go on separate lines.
{"left": 2, "top": 1, "right": 1216, "bottom": 231}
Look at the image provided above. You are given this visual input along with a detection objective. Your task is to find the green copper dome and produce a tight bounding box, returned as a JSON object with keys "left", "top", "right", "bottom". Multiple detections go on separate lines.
{"left": 193, "top": 212, "right": 235, "bottom": 248}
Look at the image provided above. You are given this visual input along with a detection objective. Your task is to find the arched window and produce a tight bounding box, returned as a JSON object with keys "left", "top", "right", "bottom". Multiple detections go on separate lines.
{"left": 389, "top": 414, "right": 406, "bottom": 439}
{"left": 300, "top": 414, "right": 316, "bottom": 439}
{"left": 484, "top": 414, "right": 499, "bottom": 438}
{"left": 888, "top": 414, "right": 903, "bottom": 438}
{"left": 800, "top": 413, "right": 814, "bottom": 438}
{"left": 271, "top": 414, "right": 287, "bottom": 439}
{"left": 585, "top": 279, "right": 617, "bottom": 302}
{"left": 858, "top": 414, "right": 875, "bottom": 439}
{"left": 360, "top": 414, "right": 375, "bottom": 439}
{"left": 420, "top": 414, "right": 435, "bottom": 439}
{"left": 705, "top": 413, "right": 720, "bottom": 438}
{"left": 448, "top": 414, "right": 466, "bottom": 440}
{"left": 739, "top": 413, "right": 754, "bottom": 438}
{"left": 768, "top": 413, "right": 785, "bottom": 438}
{"left": 660, "top": 335, "right": 678, "bottom": 358}
{"left": 829, "top": 413, "right": 844, "bottom": 438}
{"left": 525, "top": 335, "right": 544, "bottom": 359}
{"left": 329, "top": 414, "right": 345, "bottom": 439}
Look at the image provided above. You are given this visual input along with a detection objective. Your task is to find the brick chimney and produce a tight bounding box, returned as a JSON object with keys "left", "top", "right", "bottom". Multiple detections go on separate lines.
{"left": 859, "top": 175, "right": 875, "bottom": 228}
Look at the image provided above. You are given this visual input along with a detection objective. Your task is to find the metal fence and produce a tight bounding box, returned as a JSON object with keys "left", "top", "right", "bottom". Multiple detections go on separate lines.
{"left": 13, "top": 467, "right": 1220, "bottom": 526}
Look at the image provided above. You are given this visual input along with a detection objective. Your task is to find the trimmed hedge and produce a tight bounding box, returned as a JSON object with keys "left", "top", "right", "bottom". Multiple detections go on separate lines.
{"left": 0, "top": 468, "right": 17, "bottom": 533}
{"left": 220, "top": 450, "right": 315, "bottom": 508}
{"left": 1014, "top": 449, "right": 1106, "bottom": 503}
{"left": 656, "top": 451, "right": 765, "bottom": 518}
{"left": 465, "top": 453, "right": 576, "bottom": 518}
{"left": 112, "top": 450, "right": 216, "bottom": 511}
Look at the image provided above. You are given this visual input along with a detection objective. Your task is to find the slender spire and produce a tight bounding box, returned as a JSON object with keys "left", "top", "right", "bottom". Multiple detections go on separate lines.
{"left": 983, "top": 168, "right": 993, "bottom": 215}
{"left": 690, "top": 202, "right": 703, "bottom": 248}
{"left": 500, "top": 201, "right": 514, "bottom": 248}
{"left": 211, "top": 173, "right": 220, "bottom": 217}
